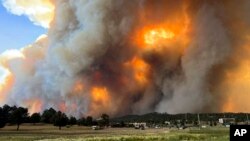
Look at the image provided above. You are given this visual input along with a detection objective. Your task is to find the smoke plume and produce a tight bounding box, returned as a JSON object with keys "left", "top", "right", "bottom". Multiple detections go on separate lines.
{"left": 1, "top": 0, "right": 250, "bottom": 117}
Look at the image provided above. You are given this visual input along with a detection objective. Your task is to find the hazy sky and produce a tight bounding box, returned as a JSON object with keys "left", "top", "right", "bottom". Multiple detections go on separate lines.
{"left": 0, "top": 2, "right": 46, "bottom": 54}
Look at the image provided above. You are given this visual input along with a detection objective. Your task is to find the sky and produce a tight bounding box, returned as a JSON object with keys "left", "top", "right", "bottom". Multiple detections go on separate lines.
{"left": 0, "top": 1, "right": 46, "bottom": 81}
{"left": 0, "top": 2, "right": 46, "bottom": 54}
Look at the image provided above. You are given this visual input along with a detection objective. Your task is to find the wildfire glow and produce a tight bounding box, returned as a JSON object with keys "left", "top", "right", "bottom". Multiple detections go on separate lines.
{"left": 59, "top": 102, "right": 67, "bottom": 112}
{"left": 91, "top": 87, "right": 110, "bottom": 104}
{"left": 89, "top": 86, "right": 111, "bottom": 116}
{"left": 0, "top": 50, "right": 24, "bottom": 100}
{"left": 25, "top": 99, "right": 43, "bottom": 114}
{"left": 0, "top": 71, "right": 14, "bottom": 104}
{"left": 222, "top": 59, "right": 250, "bottom": 112}
{"left": 1, "top": 0, "right": 250, "bottom": 117}
{"left": 124, "top": 57, "right": 150, "bottom": 85}
{"left": 144, "top": 28, "right": 175, "bottom": 45}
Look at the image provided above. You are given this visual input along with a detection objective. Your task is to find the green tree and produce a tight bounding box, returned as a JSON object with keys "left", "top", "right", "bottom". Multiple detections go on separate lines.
{"left": 41, "top": 108, "right": 56, "bottom": 123}
{"left": 10, "top": 107, "right": 28, "bottom": 131}
{"left": 53, "top": 111, "right": 68, "bottom": 130}
{"left": 30, "top": 113, "right": 41, "bottom": 125}
{"left": 3, "top": 104, "right": 13, "bottom": 123}
{"left": 86, "top": 116, "right": 93, "bottom": 126}
{"left": 0, "top": 107, "right": 7, "bottom": 128}
{"left": 77, "top": 117, "right": 86, "bottom": 126}
{"left": 69, "top": 116, "right": 77, "bottom": 125}
{"left": 120, "top": 121, "right": 125, "bottom": 127}
{"left": 98, "top": 114, "right": 109, "bottom": 127}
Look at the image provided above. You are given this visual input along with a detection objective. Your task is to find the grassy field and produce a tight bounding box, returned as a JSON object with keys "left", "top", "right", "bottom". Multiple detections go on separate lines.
{"left": 0, "top": 124, "right": 229, "bottom": 141}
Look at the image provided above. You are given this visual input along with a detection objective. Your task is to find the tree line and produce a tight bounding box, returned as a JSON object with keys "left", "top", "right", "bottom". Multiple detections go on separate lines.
{"left": 0, "top": 104, "right": 109, "bottom": 130}
{"left": 111, "top": 112, "right": 250, "bottom": 126}
{"left": 2, "top": 104, "right": 250, "bottom": 130}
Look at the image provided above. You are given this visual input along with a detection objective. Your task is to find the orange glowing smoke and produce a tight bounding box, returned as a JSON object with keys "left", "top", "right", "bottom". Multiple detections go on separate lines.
{"left": 222, "top": 60, "right": 250, "bottom": 112}
{"left": 0, "top": 70, "right": 14, "bottom": 104}
{"left": 144, "top": 28, "right": 175, "bottom": 45}
{"left": 0, "top": 50, "right": 25, "bottom": 104}
{"left": 91, "top": 87, "right": 109, "bottom": 104}
{"left": 124, "top": 57, "right": 150, "bottom": 85}
{"left": 58, "top": 102, "right": 77, "bottom": 113}
{"left": 59, "top": 102, "right": 67, "bottom": 112}
{"left": 25, "top": 99, "right": 43, "bottom": 114}
{"left": 220, "top": 35, "right": 250, "bottom": 113}
{"left": 89, "top": 86, "right": 111, "bottom": 115}
{"left": 133, "top": 1, "right": 191, "bottom": 52}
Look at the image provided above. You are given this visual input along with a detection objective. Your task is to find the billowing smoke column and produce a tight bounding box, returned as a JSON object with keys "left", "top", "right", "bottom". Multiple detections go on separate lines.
{"left": 1, "top": 0, "right": 250, "bottom": 117}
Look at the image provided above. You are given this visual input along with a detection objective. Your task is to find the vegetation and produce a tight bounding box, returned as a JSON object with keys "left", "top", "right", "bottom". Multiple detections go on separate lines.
{"left": 0, "top": 107, "right": 7, "bottom": 128}
{"left": 0, "top": 105, "right": 12, "bottom": 128}
{"left": 1, "top": 104, "right": 250, "bottom": 130}
{"left": 53, "top": 111, "right": 69, "bottom": 130}
{"left": 41, "top": 108, "right": 56, "bottom": 124}
{"left": 30, "top": 113, "right": 41, "bottom": 125}
{"left": 97, "top": 114, "right": 109, "bottom": 127}
{"left": 69, "top": 116, "right": 77, "bottom": 125}
{"left": 86, "top": 116, "right": 93, "bottom": 126}
{"left": 77, "top": 117, "right": 86, "bottom": 126}
{"left": 0, "top": 104, "right": 98, "bottom": 130}
{"left": 10, "top": 107, "right": 28, "bottom": 131}
{"left": 111, "top": 112, "right": 250, "bottom": 126}
{"left": 0, "top": 104, "right": 248, "bottom": 141}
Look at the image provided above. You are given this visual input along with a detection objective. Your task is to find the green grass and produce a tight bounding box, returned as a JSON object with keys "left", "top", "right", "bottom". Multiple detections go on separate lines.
{"left": 0, "top": 124, "right": 229, "bottom": 141}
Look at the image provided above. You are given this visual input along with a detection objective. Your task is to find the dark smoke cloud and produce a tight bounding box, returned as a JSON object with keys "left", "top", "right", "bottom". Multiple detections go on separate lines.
{"left": 1, "top": 0, "right": 250, "bottom": 117}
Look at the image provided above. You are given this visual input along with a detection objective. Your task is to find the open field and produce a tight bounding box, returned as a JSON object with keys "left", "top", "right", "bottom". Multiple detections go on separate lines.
{"left": 0, "top": 124, "right": 229, "bottom": 141}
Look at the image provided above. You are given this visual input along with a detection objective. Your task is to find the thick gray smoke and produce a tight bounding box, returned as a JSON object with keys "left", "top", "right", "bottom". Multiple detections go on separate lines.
{"left": 157, "top": 4, "right": 231, "bottom": 113}
{"left": 1, "top": 0, "right": 250, "bottom": 117}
